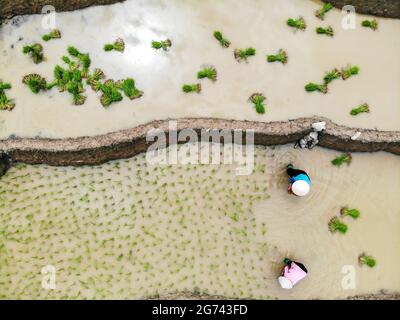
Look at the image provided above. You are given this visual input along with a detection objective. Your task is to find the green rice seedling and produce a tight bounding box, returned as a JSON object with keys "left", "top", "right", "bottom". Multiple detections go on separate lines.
{"left": 22, "top": 74, "right": 48, "bottom": 93}
{"left": 305, "top": 82, "right": 328, "bottom": 94}
{"left": 117, "top": 78, "right": 143, "bottom": 100}
{"left": 249, "top": 93, "right": 266, "bottom": 114}
{"left": 350, "top": 103, "right": 370, "bottom": 116}
{"left": 316, "top": 26, "right": 334, "bottom": 37}
{"left": 22, "top": 43, "right": 44, "bottom": 64}
{"left": 340, "top": 207, "right": 360, "bottom": 219}
{"left": 197, "top": 66, "right": 217, "bottom": 82}
{"left": 182, "top": 83, "right": 201, "bottom": 93}
{"left": 151, "top": 39, "right": 172, "bottom": 51}
{"left": 361, "top": 19, "right": 378, "bottom": 30}
{"left": 315, "top": 3, "right": 333, "bottom": 20}
{"left": 42, "top": 29, "right": 61, "bottom": 41}
{"left": 331, "top": 153, "right": 352, "bottom": 167}
{"left": 323, "top": 68, "right": 341, "bottom": 84}
{"left": 61, "top": 56, "right": 78, "bottom": 70}
{"left": 234, "top": 47, "right": 256, "bottom": 62}
{"left": 78, "top": 53, "right": 91, "bottom": 78}
{"left": 66, "top": 46, "right": 91, "bottom": 77}
{"left": 52, "top": 48, "right": 90, "bottom": 103}
{"left": 0, "top": 80, "right": 15, "bottom": 111}
{"left": 287, "top": 17, "right": 306, "bottom": 31}
{"left": 86, "top": 68, "right": 106, "bottom": 89}
{"left": 266, "top": 49, "right": 288, "bottom": 64}
{"left": 328, "top": 217, "right": 348, "bottom": 234}
{"left": 66, "top": 74, "right": 85, "bottom": 105}
{"left": 341, "top": 65, "right": 359, "bottom": 80}
{"left": 359, "top": 253, "right": 376, "bottom": 268}
{"left": 53, "top": 65, "right": 70, "bottom": 92}
{"left": 213, "top": 31, "right": 230, "bottom": 48}
{"left": 104, "top": 38, "right": 125, "bottom": 52}
{"left": 98, "top": 80, "right": 123, "bottom": 107}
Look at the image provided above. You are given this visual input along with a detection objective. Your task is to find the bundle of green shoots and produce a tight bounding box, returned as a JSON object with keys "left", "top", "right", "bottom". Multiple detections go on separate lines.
{"left": 53, "top": 46, "right": 90, "bottom": 104}
{"left": 234, "top": 47, "right": 256, "bottom": 62}
{"left": 54, "top": 56, "right": 86, "bottom": 105}
{"left": 305, "top": 83, "right": 328, "bottom": 94}
{"left": 182, "top": 83, "right": 201, "bottom": 94}
{"left": 328, "top": 217, "right": 348, "bottom": 234}
{"left": 96, "top": 80, "right": 123, "bottom": 107}
{"left": 67, "top": 46, "right": 91, "bottom": 78}
{"left": 358, "top": 253, "right": 376, "bottom": 268}
{"left": 331, "top": 153, "right": 352, "bottom": 167}
{"left": 249, "top": 93, "right": 266, "bottom": 114}
{"left": 86, "top": 68, "right": 106, "bottom": 91}
{"left": 104, "top": 38, "right": 125, "bottom": 52}
{"left": 22, "top": 43, "right": 44, "bottom": 64}
{"left": 316, "top": 26, "right": 334, "bottom": 37}
{"left": 361, "top": 19, "right": 378, "bottom": 31}
{"left": 22, "top": 45, "right": 143, "bottom": 107}
{"left": 197, "top": 66, "right": 217, "bottom": 82}
{"left": 350, "top": 103, "right": 370, "bottom": 116}
{"left": 22, "top": 46, "right": 89, "bottom": 105}
{"left": 307, "top": 64, "right": 358, "bottom": 93}
{"left": 315, "top": 3, "right": 333, "bottom": 20}
{"left": 213, "top": 31, "right": 230, "bottom": 48}
{"left": 323, "top": 68, "right": 341, "bottom": 84}
{"left": 22, "top": 74, "right": 51, "bottom": 94}
{"left": 341, "top": 65, "right": 360, "bottom": 80}
{"left": 0, "top": 80, "right": 15, "bottom": 111}
{"left": 117, "top": 78, "right": 144, "bottom": 100}
{"left": 287, "top": 17, "right": 306, "bottom": 31}
{"left": 42, "top": 29, "right": 61, "bottom": 41}
{"left": 266, "top": 49, "right": 288, "bottom": 64}
{"left": 340, "top": 207, "right": 360, "bottom": 219}
{"left": 151, "top": 39, "right": 172, "bottom": 51}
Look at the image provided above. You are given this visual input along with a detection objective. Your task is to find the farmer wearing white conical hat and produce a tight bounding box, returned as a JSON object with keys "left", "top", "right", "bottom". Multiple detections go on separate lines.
{"left": 286, "top": 164, "right": 311, "bottom": 197}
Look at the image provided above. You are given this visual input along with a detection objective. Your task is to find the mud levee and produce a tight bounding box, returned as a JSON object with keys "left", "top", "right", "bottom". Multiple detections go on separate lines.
{"left": 1, "top": 0, "right": 399, "bottom": 20}
{"left": 0, "top": 117, "right": 399, "bottom": 168}
{"left": 148, "top": 291, "right": 400, "bottom": 300}
{"left": 0, "top": 0, "right": 124, "bottom": 20}
{"left": 324, "top": 0, "right": 400, "bottom": 18}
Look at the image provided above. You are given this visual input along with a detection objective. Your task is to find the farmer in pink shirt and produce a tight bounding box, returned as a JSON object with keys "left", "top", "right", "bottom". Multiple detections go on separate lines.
{"left": 278, "top": 258, "right": 308, "bottom": 289}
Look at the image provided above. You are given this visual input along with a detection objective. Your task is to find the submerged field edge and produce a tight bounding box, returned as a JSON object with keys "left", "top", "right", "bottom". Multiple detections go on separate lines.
{"left": 0, "top": 116, "right": 399, "bottom": 172}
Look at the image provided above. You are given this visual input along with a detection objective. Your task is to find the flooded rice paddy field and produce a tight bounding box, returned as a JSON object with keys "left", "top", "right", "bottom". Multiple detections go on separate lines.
{"left": 1, "top": 0, "right": 400, "bottom": 138}
{"left": 0, "top": 143, "right": 399, "bottom": 299}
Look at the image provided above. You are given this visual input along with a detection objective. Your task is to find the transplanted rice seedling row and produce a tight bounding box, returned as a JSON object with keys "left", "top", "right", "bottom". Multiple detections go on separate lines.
{"left": 0, "top": 144, "right": 274, "bottom": 299}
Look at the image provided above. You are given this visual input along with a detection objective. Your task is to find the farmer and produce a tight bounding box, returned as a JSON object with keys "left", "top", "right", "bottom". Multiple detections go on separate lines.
{"left": 286, "top": 164, "right": 311, "bottom": 197}
{"left": 278, "top": 258, "right": 308, "bottom": 289}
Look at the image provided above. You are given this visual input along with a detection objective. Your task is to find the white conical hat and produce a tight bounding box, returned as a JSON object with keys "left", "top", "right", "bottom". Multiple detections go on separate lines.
{"left": 292, "top": 180, "right": 310, "bottom": 197}
{"left": 278, "top": 276, "right": 293, "bottom": 289}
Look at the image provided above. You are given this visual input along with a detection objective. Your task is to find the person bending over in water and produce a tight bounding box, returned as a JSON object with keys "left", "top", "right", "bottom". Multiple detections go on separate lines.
{"left": 278, "top": 258, "right": 308, "bottom": 289}
{"left": 286, "top": 164, "right": 311, "bottom": 197}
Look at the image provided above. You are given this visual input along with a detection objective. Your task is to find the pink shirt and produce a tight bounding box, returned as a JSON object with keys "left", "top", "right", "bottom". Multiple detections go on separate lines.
{"left": 283, "top": 262, "right": 308, "bottom": 286}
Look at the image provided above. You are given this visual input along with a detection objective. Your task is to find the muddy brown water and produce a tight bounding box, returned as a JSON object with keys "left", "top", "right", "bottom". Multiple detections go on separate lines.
{"left": 0, "top": 0, "right": 400, "bottom": 138}
{"left": 0, "top": 144, "right": 399, "bottom": 299}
